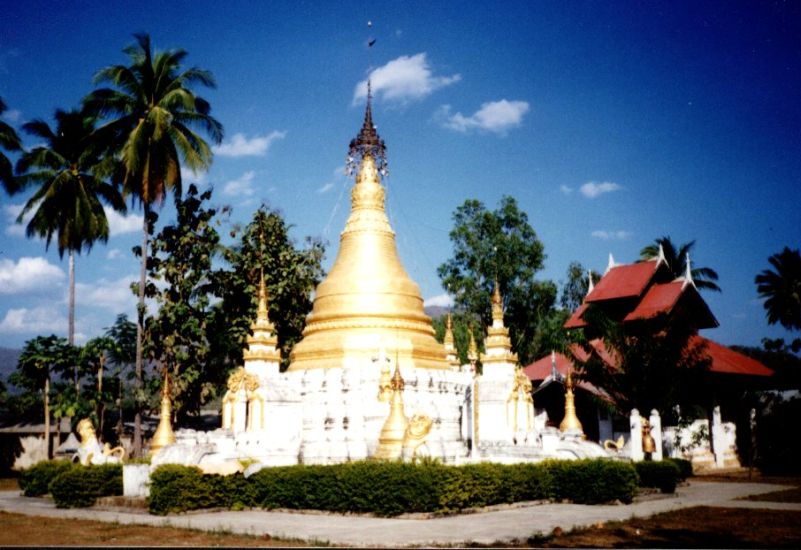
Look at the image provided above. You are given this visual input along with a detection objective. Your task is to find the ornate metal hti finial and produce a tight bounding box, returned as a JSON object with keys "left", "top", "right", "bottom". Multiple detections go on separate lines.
{"left": 347, "top": 80, "right": 388, "bottom": 178}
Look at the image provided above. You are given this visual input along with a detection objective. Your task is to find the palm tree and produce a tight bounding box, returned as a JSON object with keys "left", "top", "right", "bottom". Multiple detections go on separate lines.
{"left": 640, "top": 236, "right": 721, "bottom": 292}
{"left": 15, "top": 108, "right": 126, "bottom": 388}
{"left": 0, "top": 97, "right": 23, "bottom": 194}
{"left": 756, "top": 247, "right": 801, "bottom": 332}
{"left": 84, "top": 33, "right": 223, "bottom": 455}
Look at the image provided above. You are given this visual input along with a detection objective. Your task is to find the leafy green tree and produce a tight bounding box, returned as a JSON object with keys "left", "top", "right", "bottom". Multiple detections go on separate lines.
{"left": 104, "top": 314, "right": 137, "bottom": 438}
{"left": 437, "top": 196, "right": 555, "bottom": 364}
{"left": 0, "top": 97, "right": 22, "bottom": 193}
{"left": 209, "top": 205, "right": 325, "bottom": 372}
{"left": 756, "top": 247, "right": 801, "bottom": 332}
{"left": 572, "top": 306, "right": 710, "bottom": 417}
{"left": 9, "top": 336, "right": 77, "bottom": 458}
{"left": 640, "top": 236, "right": 720, "bottom": 292}
{"left": 141, "top": 184, "right": 220, "bottom": 415}
{"left": 432, "top": 312, "right": 485, "bottom": 366}
{"left": 80, "top": 336, "right": 116, "bottom": 434}
{"left": 14, "top": 108, "right": 125, "bottom": 387}
{"left": 560, "top": 261, "right": 600, "bottom": 312}
{"left": 85, "top": 33, "right": 223, "bottom": 454}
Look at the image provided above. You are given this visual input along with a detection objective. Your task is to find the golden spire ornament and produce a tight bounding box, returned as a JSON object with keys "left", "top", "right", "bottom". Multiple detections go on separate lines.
{"left": 374, "top": 361, "right": 409, "bottom": 460}
{"left": 243, "top": 271, "right": 281, "bottom": 363}
{"left": 559, "top": 369, "right": 584, "bottom": 435}
{"left": 150, "top": 370, "right": 176, "bottom": 455}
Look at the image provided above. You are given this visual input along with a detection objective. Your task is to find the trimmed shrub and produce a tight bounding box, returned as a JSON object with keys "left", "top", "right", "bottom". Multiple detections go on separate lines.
{"left": 18, "top": 460, "right": 73, "bottom": 497}
{"left": 635, "top": 460, "right": 681, "bottom": 493}
{"left": 49, "top": 463, "right": 123, "bottom": 507}
{"left": 667, "top": 457, "right": 693, "bottom": 480}
{"left": 147, "top": 458, "right": 639, "bottom": 516}
{"left": 546, "top": 459, "right": 639, "bottom": 504}
{"left": 148, "top": 464, "right": 243, "bottom": 515}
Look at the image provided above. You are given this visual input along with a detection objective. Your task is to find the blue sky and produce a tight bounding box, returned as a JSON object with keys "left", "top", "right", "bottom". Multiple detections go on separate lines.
{"left": 0, "top": 0, "right": 799, "bottom": 352}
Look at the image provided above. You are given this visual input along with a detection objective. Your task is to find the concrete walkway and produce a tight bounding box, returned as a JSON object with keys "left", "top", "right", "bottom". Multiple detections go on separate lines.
{"left": 1, "top": 481, "right": 799, "bottom": 547}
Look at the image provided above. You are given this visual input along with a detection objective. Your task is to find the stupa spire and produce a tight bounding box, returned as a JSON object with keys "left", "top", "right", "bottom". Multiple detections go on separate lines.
{"left": 288, "top": 91, "right": 448, "bottom": 371}
{"left": 347, "top": 80, "right": 387, "bottom": 177}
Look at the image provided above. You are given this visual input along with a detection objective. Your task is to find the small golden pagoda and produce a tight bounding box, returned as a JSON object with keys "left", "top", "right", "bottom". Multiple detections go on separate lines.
{"left": 289, "top": 85, "right": 449, "bottom": 371}
{"left": 482, "top": 281, "right": 518, "bottom": 365}
{"left": 244, "top": 272, "right": 281, "bottom": 365}
{"left": 373, "top": 363, "right": 409, "bottom": 460}
{"left": 443, "top": 313, "right": 460, "bottom": 369}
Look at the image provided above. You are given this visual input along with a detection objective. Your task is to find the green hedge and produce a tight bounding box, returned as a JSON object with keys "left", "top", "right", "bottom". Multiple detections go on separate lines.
{"left": 148, "top": 459, "right": 639, "bottom": 516}
{"left": 634, "top": 460, "right": 681, "bottom": 493}
{"left": 666, "top": 457, "right": 693, "bottom": 480}
{"left": 49, "top": 463, "right": 123, "bottom": 508}
{"left": 18, "top": 460, "right": 73, "bottom": 496}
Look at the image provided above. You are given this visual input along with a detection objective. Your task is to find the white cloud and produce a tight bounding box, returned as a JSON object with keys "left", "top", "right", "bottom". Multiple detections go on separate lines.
{"left": 214, "top": 131, "right": 286, "bottom": 157}
{"left": 440, "top": 100, "right": 530, "bottom": 134}
{"left": 106, "top": 248, "right": 122, "bottom": 260}
{"left": 591, "top": 230, "right": 631, "bottom": 240}
{"left": 0, "top": 306, "right": 66, "bottom": 334}
{"left": 105, "top": 207, "right": 143, "bottom": 236}
{"left": 317, "top": 182, "right": 335, "bottom": 194}
{"left": 76, "top": 275, "right": 137, "bottom": 312}
{"left": 223, "top": 171, "right": 256, "bottom": 197}
{"left": 181, "top": 166, "right": 208, "bottom": 185}
{"left": 1, "top": 108, "right": 21, "bottom": 123}
{"left": 0, "top": 257, "right": 64, "bottom": 294}
{"left": 353, "top": 53, "right": 461, "bottom": 104}
{"left": 4, "top": 203, "right": 30, "bottom": 237}
{"left": 424, "top": 293, "right": 454, "bottom": 308}
{"left": 580, "top": 181, "right": 622, "bottom": 198}
{"left": 559, "top": 185, "right": 573, "bottom": 195}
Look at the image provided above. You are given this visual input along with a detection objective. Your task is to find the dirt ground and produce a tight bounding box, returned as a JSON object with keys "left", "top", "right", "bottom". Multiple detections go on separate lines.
{"left": 0, "top": 474, "right": 799, "bottom": 548}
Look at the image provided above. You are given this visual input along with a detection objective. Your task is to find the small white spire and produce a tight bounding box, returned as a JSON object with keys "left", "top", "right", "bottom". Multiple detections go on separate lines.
{"left": 656, "top": 243, "right": 667, "bottom": 266}
{"left": 683, "top": 252, "right": 696, "bottom": 288}
{"left": 587, "top": 269, "right": 595, "bottom": 294}
{"left": 551, "top": 350, "right": 558, "bottom": 379}
{"left": 605, "top": 253, "right": 616, "bottom": 274}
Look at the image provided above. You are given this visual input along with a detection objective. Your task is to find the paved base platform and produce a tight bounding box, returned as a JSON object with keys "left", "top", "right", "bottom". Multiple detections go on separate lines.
{"left": 1, "top": 481, "right": 798, "bottom": 547}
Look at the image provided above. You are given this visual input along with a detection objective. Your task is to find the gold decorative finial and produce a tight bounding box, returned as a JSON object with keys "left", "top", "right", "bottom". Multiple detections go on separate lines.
{"left": 468, "top": 329, "right": 478, "bottom": 364}
{"left": 244, "top": 272, "right": 280, "bottom": 363}
{"left": 347, "top": 80, "right": 387, "bottom": 177}
{"left": 492, "top": 280, "right": 503, "bottom": 321}
{"left": 374, "top": 361, "right": 408, "bottom": 460}
{"left": 559, "top": 369, "right": 584, "bottom": 434}
{"left": 150, "top": 370, "right": 176, "bottom": 455}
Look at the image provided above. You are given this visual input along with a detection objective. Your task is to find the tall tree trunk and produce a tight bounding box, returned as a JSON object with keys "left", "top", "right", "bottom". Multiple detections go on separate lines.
{"left": 43, "top": 376, "right": 50, "bottom": 459}
{"left": 98, "top": 353, "right": 105, "bottom": 436}
{"left": 133, "top": 209, "right": 149, "bottom": 457}
{"left": 69, "top": 250, "right": 77, "bottom": 391}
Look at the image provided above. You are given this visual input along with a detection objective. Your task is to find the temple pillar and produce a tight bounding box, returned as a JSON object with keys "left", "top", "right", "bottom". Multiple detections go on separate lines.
{"left": 649, "top": 409, "right": 663, "bottom": 461}
{"left": 629, "top": 409, "right": 644, "bottom": 462}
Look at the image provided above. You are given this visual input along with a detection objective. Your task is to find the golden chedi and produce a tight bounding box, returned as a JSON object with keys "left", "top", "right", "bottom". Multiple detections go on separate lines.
{"left": 289, "top": 87, "right": 448, "bottom": 371}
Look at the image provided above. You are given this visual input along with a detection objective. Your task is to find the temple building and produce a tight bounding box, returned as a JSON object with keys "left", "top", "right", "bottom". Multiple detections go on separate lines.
{"left": 524, "top": 250, "right": 773, "bottom": 467}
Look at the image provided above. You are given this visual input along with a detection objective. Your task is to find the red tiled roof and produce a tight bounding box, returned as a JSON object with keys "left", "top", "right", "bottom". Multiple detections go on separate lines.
{"left": 523, "top": 337, "right": 772, "bottom": 384}
{"left": 522, "top": 350, "right": 607, "bottom": 396}
{"left": 585, "top": 260, "right": 659, "bottom": 303}
{"left": 623, "top": 281, "right": 684, "bottom": 321}
{"left": 564, "top": 303, "right": 589, "bottom": 329}
{"left": 693, "top": 336, "right": 774, "bottom": 377}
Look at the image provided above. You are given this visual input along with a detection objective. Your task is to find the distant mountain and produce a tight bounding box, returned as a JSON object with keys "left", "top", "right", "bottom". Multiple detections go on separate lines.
{"left": 424, "top": 305, "right": 449, "bottom": 320}
{"left": 0, "top": 347, "right": 20, "bottom": 383}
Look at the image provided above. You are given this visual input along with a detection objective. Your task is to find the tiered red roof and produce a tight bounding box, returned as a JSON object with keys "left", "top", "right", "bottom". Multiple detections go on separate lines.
{"left": 565, "top": 257, "right": 718, "bottom": 330}
{"left": 533, "top": 253, "right": 770, "bottom": 383}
